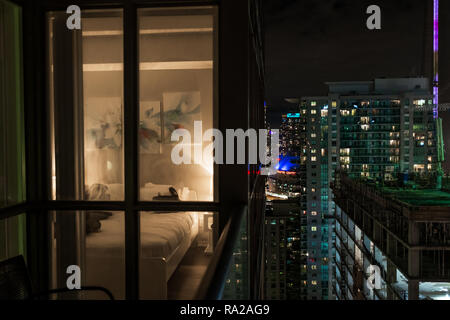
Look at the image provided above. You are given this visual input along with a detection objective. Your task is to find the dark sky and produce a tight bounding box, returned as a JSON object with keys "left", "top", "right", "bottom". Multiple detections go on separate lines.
{"left": 264, "top": 0, "right": 450, "bottom": 172}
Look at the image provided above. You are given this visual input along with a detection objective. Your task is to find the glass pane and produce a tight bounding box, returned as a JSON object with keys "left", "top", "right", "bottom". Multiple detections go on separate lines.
{"left": 139, "top": 211, "right": 218, "bottom": 299}
{"left": 47, "top": 10, "right": 124, "bottom": 201}
{"left": 49, "top": 211, "right": 125, "bottom": 300}
{"left": 0, "top": 214, "right": 27, "bottom": 262}
{"left": 0, "top": 0, "right": 26, "bottom": 207}
{"left": 138, "top": 7, "right": 218, "bottom": 202}
{"left": 222, "top": 209, "right": 249, "bottom": 299}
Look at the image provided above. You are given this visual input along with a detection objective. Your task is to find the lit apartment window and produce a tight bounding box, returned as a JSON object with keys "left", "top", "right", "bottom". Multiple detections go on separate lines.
{"left": 414, "top": 99, "right": 426, "bottom": 106}
{"left": 311, "top": 109, "right": 317, "bottom": 114}
{"left": 311, "top": 265, "right": 317, "bottom": 270}
{"left": 311, "top": 101, "right": 316, "bottom": 106}
{"left": 311, "top": 226, "right": 317, "bottom": 232}
{"left": 311, "top": 280, "right": 317, "bottom": 285}
{"left": 311, "top": 133, "right": 316, "bottom": 138}
{"left": 45, "top": 5, "right": 220, "bottom": 300}
{"left": 311, "top": 156, "right": 317, "bottom": 162}
{"left": 340, "top": 156, "right": 350, "bottom": 164}
{"left": 311, "top": 149, "right": 316, "bottom": 154}
{"left": 311, "top": 211, "right": 317, "bottom": 216}
{"left": 331, "top": 101, "right": 337, "bottom": 108}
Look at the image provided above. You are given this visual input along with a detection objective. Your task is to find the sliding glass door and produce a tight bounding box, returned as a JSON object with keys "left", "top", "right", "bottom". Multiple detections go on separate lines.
{"left": 46, "top": 4, "right": 218, "bottom": 300}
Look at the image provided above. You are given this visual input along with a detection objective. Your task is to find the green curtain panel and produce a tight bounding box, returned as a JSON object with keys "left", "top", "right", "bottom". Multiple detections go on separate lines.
{"left": 0, "top": 0, "right": 26, "bottom": 261}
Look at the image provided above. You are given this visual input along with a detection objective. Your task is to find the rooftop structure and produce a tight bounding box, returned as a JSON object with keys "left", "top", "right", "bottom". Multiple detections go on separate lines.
{"left": 332, "top": 172, "right": 450, "bottom": 300}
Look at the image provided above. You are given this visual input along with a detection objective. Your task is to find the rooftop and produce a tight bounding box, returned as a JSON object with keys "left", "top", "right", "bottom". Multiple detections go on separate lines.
{"left": 380, "top": 187, "right": 450, "bottom": 207}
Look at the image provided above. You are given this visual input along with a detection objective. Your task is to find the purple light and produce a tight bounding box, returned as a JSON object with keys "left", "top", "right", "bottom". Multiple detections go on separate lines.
{"left": 433, "top": 0, "right": 439, "bottom": 118}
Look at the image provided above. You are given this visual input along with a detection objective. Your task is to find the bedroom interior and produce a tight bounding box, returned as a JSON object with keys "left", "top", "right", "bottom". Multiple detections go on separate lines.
{"left": 46, "top": 7, "right": 219, "bottom": 299}
{"left": 0, "top": 0, "right": 265, "bottom": 301}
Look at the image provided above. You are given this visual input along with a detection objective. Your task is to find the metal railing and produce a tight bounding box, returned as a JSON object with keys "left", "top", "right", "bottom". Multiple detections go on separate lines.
{"left": 195, "top": 205, "right": 248, "bottom": 300}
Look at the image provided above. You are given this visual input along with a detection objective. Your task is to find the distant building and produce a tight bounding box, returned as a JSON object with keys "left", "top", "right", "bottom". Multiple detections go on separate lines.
{"left": 332, "top": 172, "right": 450, "bottom": 300}
{"left": 264, "top": 200, "right": 301, "bottom": 299}
{"left": 280, "top": 113, "right": 302, "bottom": 157}
{"left": 294, "top": 77, "right": 441, "bottom": 299}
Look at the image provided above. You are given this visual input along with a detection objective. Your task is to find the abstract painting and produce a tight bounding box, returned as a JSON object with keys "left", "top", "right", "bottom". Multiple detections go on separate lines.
{"left": 162, "top": 91, "right": 201, "bottom": 143}
{"left": 85, "top": 97, "right": 123, "bottom": 151}
{"left": 139, "top": 100, "right": 162, "bottom": 154}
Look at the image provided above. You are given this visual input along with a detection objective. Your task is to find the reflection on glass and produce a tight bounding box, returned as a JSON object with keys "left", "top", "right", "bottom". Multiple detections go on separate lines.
{"left": 0, "top": 214, "right": 27, "bottom": 262}
{"left": 0, "top": 0, "right": 26, "bottom": 207}
{"left": 139, "top": 211, "right": 218, "bottom": 299}
{"left": 49, "top": 211, "right": 125, "bottom": 300}
{"left": 47, "top": 10, "right": 124, "bottom": 201}
{"left": 138, "top": 7, "right": 217, "bottom": 202}
{"left": 222, "top": 210, "right": 249, "bottom": 299}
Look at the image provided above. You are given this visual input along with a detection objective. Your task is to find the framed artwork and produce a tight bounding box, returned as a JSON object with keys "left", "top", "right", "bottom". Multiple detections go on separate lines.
{"left": 162, "top": 91, "right": 201, "bottom": 143}
{"left": 140, "top": 100, "right": 162, "bottom": 154}
{"left": 85, "top": 97, "right": 123, "bottom": 151}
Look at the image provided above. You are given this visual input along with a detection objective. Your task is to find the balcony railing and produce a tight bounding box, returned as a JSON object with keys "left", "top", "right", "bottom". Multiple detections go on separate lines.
{"left": 195, "top": 205, "right": 249, "bottom": 300}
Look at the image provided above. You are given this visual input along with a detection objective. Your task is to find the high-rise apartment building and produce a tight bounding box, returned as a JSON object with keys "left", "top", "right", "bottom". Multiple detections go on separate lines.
{"left": 332, "top": 172, "right": 450, "bottom": 300}
{"left": 280, "top": 113, "right": 302, "bottom": 157}
{"left": 264, "top": 200, "right": 301, "bottom": 300}
{"left": 295, "top": 77, "right": 440, "bottom": 300}
{"left": 265, "top": 111, "right": 328, "bottom": 300}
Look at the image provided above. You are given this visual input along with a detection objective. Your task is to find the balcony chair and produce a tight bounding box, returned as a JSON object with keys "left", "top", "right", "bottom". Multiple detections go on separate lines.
{"left": 0, "top": 255, "right": 114, "bottom": 300}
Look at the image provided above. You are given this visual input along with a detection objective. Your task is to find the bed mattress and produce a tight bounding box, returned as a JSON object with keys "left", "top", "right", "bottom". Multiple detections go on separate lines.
{"left": 85, "top": 212, "right": 195, "bottom": 259}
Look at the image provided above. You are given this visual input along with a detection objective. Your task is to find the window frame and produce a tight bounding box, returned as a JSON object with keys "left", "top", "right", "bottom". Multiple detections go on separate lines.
{"left": 0, "top": 0, "right": 222, "bottom": 300}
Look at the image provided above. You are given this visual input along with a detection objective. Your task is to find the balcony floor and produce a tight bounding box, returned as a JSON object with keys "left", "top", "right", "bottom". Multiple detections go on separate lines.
{"left": 168, "top": 245, "right": 211, "bottom": 300}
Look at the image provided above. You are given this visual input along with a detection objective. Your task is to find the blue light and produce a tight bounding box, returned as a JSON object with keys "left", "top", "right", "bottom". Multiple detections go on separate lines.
{"left": 275, "top": 155, "right": 300, "bottom": 172}
{"left": 287, "top": 113, "right": 300, "bottom": 118}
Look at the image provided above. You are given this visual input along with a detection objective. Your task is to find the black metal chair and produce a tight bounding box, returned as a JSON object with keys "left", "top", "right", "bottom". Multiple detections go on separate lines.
{"left": 0, "top": 255, "right": 114, "bottom": 300}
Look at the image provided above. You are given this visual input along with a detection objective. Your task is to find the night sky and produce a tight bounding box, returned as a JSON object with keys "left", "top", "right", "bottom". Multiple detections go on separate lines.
{"left": 264, "top": 0, "right": 450, "bottom": 172}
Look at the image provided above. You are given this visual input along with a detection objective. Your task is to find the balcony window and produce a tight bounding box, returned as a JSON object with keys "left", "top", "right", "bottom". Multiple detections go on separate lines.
{"left": 138, "top": 7, "right": 217, "bottom": 202}
{"left": 48, "top": 9, "right": 125, "bottom": 201}
{"left": 44, "top": 5, "right": 220, "bottom": 300}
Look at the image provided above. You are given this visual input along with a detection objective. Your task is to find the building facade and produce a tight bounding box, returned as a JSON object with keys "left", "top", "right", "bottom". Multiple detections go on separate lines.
{"left": 332, "top": 172, "right": 450, "bottom": 300}
{"left": 264, "top": 200, "right": 301, "bottom": 299}
{"left": 295, "top": 78, "right": 440, "bottom": 299}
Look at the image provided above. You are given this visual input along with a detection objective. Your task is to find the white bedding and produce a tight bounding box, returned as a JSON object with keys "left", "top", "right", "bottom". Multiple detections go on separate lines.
{"left": 103, "top": 183, "right": 197, "bottom": 201}
{"left": 86, "top": 212, "right": 195, "bottom": 259}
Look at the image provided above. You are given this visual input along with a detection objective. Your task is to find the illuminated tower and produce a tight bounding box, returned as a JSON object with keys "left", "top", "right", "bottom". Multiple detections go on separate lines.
{"left": 433, "top": 0, "right": 444, "bottom": 189}
{"left": 433, "top": 0, "right": 439, "bottom": 119}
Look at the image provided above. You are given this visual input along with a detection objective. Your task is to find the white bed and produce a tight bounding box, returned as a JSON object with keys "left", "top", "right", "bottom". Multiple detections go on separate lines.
{"left": 85, "top": 211, "right": 199, "bottom": 300}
